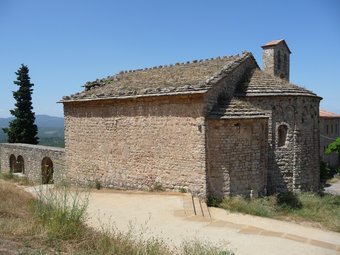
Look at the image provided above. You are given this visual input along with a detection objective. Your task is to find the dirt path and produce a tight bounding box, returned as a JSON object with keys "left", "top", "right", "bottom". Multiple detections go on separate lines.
{"left": 85, "top": 189, "right": 340, "bottom": 255}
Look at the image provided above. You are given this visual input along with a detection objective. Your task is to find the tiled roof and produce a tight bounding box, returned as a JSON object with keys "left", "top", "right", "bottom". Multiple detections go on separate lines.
{"left": 62, "top": 52, "right": 252, "bottom": 102}
{"left": 261, "top": 39, "right": 291, "bottom": 53}
{"left": 235, "top": 69, "right": 318, "bottom": 97}
{"left": 208, "top": 98, "right": 268, "bottom": 119}
{"left": 320, "top": 109, "right": 340, "bottom": 118}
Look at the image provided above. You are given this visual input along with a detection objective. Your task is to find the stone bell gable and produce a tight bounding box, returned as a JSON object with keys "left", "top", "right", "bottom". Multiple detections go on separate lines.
{"left": 61, "top": 40, "right": 321, "bottom": 198}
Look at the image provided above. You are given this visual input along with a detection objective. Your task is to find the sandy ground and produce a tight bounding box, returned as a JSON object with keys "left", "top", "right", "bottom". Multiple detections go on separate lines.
{"left": 324, "top": 178, "right": 340, "bottom": 195}
{"left": 25, "top": 185, "right": 340, "bottom": 255}
{"left": 85, "top": 189, "right": 340, "bottom": 255}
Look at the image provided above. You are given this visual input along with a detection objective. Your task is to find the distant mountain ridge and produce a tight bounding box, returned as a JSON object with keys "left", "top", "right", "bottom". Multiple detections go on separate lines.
{"left": 0, "top": 115, "right": 64, "bottom": 147}
{"left": 0, "top": 115, "right": 64, "bottom": 128}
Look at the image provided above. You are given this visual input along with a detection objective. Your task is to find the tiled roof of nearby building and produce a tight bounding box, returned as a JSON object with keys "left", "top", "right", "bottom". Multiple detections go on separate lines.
{"left": 209, "top": 98, "right": 268, "bottom": 119}
{"left": 235, "top": 69, "right": 318, "bottom": 97}
{"left": 62, "top": 52, "right": 252, "bottom": 102}
{"left": 320, "top": 109, "right": 340, "bottom": 118}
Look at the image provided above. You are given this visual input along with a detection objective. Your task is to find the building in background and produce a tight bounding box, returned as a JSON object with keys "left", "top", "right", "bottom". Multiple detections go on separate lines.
{"left": 320, "top": 109, "right": 340, "bottom": 169}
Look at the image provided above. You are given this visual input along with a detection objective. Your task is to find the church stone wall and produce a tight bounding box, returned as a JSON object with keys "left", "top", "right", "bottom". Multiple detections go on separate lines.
{"left": 0, "top": 143, "right": 65, "bottom": 183}
{"left": 206, "top": 118, "right": 268, "bottom": 198}
{"left": 63, "top": 94, "right": 208, "bottom": 196}
{"left": 247, "top": 96, "right": 320, "bottom": 193}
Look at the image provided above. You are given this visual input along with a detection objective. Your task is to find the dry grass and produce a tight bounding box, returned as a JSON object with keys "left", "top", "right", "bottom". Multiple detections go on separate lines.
{"left": 0, "top": 180, "right": 232, "bottom": 255}
{"left": 212, "top": 192, "right": 340, "bottom": 232}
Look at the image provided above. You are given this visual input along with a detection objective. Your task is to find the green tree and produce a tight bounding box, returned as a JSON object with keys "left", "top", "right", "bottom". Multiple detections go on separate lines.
{"left": 3, "top": 64, "right": 39, "bottom": 144}
{"left": 325, "top": 137, "right": 340, "bottom": 156}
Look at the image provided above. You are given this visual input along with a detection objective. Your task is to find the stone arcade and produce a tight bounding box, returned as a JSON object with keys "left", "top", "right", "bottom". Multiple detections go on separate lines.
{"left": 59, "top": 40, "right": 321, "bottom": 198}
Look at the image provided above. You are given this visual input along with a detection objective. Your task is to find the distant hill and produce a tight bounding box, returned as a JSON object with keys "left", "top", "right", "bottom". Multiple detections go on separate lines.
{"left": 0, "top": 115, "right": 64, "bottom": 128}
{"left": 0, "top": 115, "right": 64, "bottom": 147}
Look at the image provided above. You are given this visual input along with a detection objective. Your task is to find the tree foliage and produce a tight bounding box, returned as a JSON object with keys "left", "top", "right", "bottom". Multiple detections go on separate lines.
{"left": 3, "top": 64, "right": 39, "bottom": 144}
{"left": 325, "top": 137, "right": 340, "bottom": 155}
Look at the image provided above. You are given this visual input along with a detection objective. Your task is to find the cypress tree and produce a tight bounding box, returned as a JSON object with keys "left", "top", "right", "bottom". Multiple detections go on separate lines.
{"left": 3, "top": 64, "right": 39, "bottom": 144}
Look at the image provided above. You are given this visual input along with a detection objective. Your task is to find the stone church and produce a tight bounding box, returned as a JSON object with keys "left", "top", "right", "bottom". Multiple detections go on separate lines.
{"left": 61, "top": 40, "right": 321, "bottom": 198}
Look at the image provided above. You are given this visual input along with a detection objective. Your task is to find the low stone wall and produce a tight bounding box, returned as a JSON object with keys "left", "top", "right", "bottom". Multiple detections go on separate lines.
{"left": 0, "top": 143, "right": 65, "bottom": 183}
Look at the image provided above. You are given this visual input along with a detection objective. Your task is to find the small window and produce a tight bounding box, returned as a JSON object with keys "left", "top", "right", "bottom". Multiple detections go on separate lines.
{"left": 336, "top": 124, "right": 338, "bottom": 134}
{"left": 331, "top": 124, "right": 333, "bottom": 134}
{"left": 278, "top": 124, "right": 288, "bottom": 147}
{"left": 326, "top": 125, "right": 329, "bottom": 134}
{"left": 277, "top": 50, "right": 281, "bottom": 70}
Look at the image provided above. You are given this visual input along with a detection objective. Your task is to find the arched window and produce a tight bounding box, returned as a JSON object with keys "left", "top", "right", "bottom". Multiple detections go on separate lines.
{"left": 16, "top": 155, "right": 25, "bottom": 173}
{"left": 277, "top": 50, "right": 281, "bottom": 71}
{"left": 41, "top": 157, "right": 54, "bottom": 184}
{"left": 9, "top": 155, "right": 16, "bottom": 173}
{"left": 278, "top": 124, "right": 288, "bottom": 147}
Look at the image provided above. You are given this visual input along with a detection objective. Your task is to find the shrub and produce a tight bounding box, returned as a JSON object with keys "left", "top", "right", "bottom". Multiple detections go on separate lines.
{"left": 207, "top": 196, "right": 222, "bottom": 207}
{"left": 150, "top": 182, "right": 165, "bottom": 192}
{"left": 179, "top": 187, "right": 187, "bottom": 193}
{"left": 320, "top": 160, "right": 331, "bottom": 180}
{"left": 95, "top": 179, "right": 102, "bottom": 190}
{"left": 276, "top": 192, "right": 302, "bottom": 210}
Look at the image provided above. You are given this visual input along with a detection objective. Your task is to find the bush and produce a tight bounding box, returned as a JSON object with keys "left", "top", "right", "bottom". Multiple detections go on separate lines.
{"left": 179, "top": 187, "right": 187, "bottom": 193}
{"left": 276, "top": 192, "right": 302, "bottom": 210}
{"left": 207, "top": 196, "right": 222, "bottom": 207}
{"left": 320, "top": 160, "right": 331, "bottom": 180}
{"left": 95, "top": 179, "right": 102, "bottom": 190}
{"left": 150, "top": 182, "right": 165, "bottom": 192}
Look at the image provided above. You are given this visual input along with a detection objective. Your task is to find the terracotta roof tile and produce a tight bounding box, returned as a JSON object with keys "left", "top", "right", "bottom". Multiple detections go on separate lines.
{"left": 320, "top": 109, "right": 340, "bottom": 117}
{"left": 261, "top": 39, "right": 291, "bottom": 53}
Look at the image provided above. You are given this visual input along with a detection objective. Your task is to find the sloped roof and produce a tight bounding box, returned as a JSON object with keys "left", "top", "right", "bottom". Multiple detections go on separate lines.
{"left": 235, "top": 69, "right": 318, "bottom": 97}
{"left": 209, "top": 98, "right": 268, "bottom": 119}
{"left": 62, "top": 52, "right": 252, "bottom": 102}
{"left": 261, "top": 39, "right": 291, "bottom": 53}
{"left": 320, "top": 109, "right": 340, "bottom": 118}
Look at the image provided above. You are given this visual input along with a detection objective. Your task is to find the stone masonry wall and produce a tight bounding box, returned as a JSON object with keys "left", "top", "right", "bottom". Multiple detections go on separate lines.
{"left": 320, "top": 117, "right": 340, "bottom": 169}
{"left": 203, "top": 54, "right": 257, "bottom": 114}
{"left": 206, "top": 118, "right": 268, "bottom": 198}
{"left": 246, "top": 96, "right": 320, "bottom": 193}
{"left": 63, "top": 94, "right": 207, "bottom": 196}
{"left": 262, "top": 43, "right": 290, "bottom": 81}
{"left": 0, "top": 143, "right": 65, "bottom": 183}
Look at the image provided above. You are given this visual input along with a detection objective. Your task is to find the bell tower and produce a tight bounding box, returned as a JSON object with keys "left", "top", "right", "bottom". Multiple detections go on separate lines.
{"left": 261, "top": 39, "right": 291, "bottom": 81}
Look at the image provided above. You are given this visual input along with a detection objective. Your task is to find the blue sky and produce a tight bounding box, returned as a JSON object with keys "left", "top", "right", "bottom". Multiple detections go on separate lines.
{"left": 0, "top": 0, "right": 339, "bottom": 117}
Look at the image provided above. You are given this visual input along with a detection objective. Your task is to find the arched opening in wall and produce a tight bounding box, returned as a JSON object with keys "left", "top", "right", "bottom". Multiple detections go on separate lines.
{"left": 16, "top": 155, "right": 25, "bottom": 173}
{"left": 9, "top": 155, "right": 16, "bottom": 173}
{"left": 278, "top": 124, "right": 288, "bottom": 147}
{"left": 41, "top": 157, "right": 54, "bottom": 184}
{"left": 277, "top": 50, "right": 281, "bottom": 71}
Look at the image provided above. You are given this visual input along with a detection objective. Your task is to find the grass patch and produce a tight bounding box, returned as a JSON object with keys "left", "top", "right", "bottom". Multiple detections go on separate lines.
{"left": 0, "top": 180, "right": 232, "bottom": 254}
{"left": 150, "top": 182, "right": 165, "bottom": 192}
{"left": 213, "top": 192, "right": 340, "bottom": 232}
{"left": 32, "top": 184, "right": 89, "bottom": 240}
{"left": 0, "top": 172, "right": 35, "bottom": 186}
